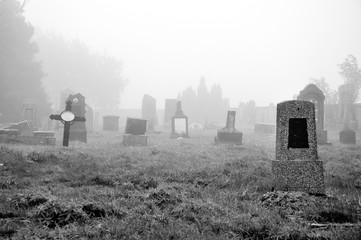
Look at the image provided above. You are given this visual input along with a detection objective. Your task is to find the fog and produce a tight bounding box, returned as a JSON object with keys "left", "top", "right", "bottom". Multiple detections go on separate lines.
{"left": 24, "top": 0, "right": 361, "bottom": 109}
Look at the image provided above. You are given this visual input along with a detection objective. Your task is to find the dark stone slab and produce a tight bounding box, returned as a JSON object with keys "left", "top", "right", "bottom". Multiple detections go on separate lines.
{"left": 216, "top": 131, "right": 242, "bottom": 144}
{"left": 125, "top": 118, "right": 147, "bottom": 135}
{"left": 339, "top": 128, "right": 356, "bottom": 144}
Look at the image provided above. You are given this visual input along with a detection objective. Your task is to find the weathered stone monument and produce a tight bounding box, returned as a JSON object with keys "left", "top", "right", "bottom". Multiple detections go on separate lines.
{"left": 254, "top": 123, "right": 275, "bottom": 134}
{"left": 215, "top": 111, "right": 242, "bottom": 144}
{"left": 123, "top": 117, "right": 148, "bottom": 146}
{"left": 142, "top": 94, "right": 157, "bottom": 131}
{"left": 103, "top": 115, "right": 120, "bottom": 131}
{"left": 297, "top": 84, "right": 328, "bottom": 144}
{"left": 50, "top": 100, "right": 86, "bottom": 147}
{"left": 272, "top": 100, "right": 325, "bottom": 195}
{"left": 66, "top": 93, "right": 87, "bottom": 143}
{"left": 171, "top": 101, "right": 189, "bottom": 138}
{"left": 164, "top": 99, "right": 177, "bottom": 128}
{"left": 338, "top": 84, "right": 356, "bottom": 144}
{"left": 21, "top": 99, "right": 37, "bottom": 130}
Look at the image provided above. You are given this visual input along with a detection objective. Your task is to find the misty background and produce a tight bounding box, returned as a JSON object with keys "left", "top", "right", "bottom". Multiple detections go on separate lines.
{"left": 1, "top": 0, "right": 361, "bottom": 126}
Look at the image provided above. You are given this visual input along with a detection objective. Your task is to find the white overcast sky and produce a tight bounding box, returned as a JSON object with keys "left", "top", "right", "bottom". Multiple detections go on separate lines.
{"left": 24, "top": 0, "right": 361, "bottom": 109}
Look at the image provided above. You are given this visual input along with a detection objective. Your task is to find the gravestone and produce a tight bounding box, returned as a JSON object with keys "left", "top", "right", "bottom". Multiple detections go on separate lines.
{"left": 123, "top": 117, "right": 147, "bottom": 146}
{"left": 215, "top": 111, "right": 242, "bottom": 144}
{"left": 338, "top": 84, "right": 356, "bottom": 144}
{"left": 297, "top": 84, "right": 328, "bottom": 144}
{"left": 339, "top": 128, "right": 356, "bottom": 144}
{"left": 66, "top": 93, "right": 87, "bottom": 143}
{"left": 164, "top": 99, "right": 177, "bottom": 127}
{"left": 142, "top": 94, "right": 157, "bottom": 131}
{"left": 50, "top": 100, "right": 86, "bottom": 146}
{"left": 21, "top": 99, "right": 37, "bottom": 130}
{"left": 103, "top": 115, "right": 120, "bottom": 131}
{"left": 171, "top": 101, "right": 189, "bottom": 138}
{"left": 272, "top": 100, "right": 324, "bottom": 195}
{"left": 254, "top": 123, "right": 275, "bottom": 134}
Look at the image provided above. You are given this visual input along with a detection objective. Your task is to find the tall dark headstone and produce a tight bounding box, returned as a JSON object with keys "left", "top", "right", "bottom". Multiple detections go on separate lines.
{"left": 66, "top": 93, "right": 87, "bottom": 143}
{"left": 272, "top": 100, "right": 324, "bottom": 195}
{"left": 142, "top": 94, "right": 157, "bottom": 131}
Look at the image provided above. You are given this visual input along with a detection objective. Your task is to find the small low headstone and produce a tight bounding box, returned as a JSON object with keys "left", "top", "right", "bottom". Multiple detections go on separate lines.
{"left": 215, "top": 111, "right": 242, "bottom": 144}
{"left": 339, "top": 128, "right": 356, "bottom": 144}
{"left": 103, "top": 115, "right": 120, "bottom": 131}
{"left": 272, "top": 100, "right": 325, "bottom": 195}
{"left": 171, "top": 101, "right": 189, "bottom": 138}
{"left": 254, "top": 123, "right": 275, "bottom": 134}
{"left": 123, "top": 117, "right": 148, "bottom": 146}
{"left": 297, "top": 84, "right": 329, "bottom": 144}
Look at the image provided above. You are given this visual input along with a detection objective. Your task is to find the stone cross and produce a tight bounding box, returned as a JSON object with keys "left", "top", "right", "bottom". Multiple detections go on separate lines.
{"left": 49, "top": 100, "right": 86, "bottom": 147}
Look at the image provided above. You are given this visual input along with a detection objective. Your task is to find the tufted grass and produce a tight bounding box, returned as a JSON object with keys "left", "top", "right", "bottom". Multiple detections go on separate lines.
{"left": 0, "top": 127, "right": 361, "bottom": 239}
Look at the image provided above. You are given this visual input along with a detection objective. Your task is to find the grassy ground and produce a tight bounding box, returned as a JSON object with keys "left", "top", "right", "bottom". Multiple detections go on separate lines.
{"left": 1, "top": 127, "right": 361, "bottom": 239}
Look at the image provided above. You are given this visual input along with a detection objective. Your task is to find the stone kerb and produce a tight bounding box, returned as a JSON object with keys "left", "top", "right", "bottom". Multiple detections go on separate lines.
{"left": 272, "top": 100, "right": 324, "bottom": 195}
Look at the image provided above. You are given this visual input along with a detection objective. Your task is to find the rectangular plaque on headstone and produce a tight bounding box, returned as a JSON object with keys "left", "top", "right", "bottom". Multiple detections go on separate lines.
{"left": 288, "top": 118, "right": 309, "bottom": 148}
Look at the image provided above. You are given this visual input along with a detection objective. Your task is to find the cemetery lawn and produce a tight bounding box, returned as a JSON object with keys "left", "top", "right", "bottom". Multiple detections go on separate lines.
{"left": 1, "top": 129, "right": 361, "bottom": 239}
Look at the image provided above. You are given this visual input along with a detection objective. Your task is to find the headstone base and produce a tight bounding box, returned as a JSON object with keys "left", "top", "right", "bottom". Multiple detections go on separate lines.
{"left": 339, "top": 128, "right": 356, "bottom": 144}
{"left": 123, "top": 134, "right": 147, "bottom": 146}
{"left": 215, "top": 130, "right": 242, "bottom": 144}
{"left": 254, "top": 123, "right": 275, "bottom": 134}
{"left": 272, "top": 160, "right": 325, "bottom": 195}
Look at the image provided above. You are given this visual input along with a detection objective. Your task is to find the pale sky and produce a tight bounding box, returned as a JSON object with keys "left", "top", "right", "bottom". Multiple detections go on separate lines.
{"left": 24, "top": 0, "right": 361, "bottom": 109}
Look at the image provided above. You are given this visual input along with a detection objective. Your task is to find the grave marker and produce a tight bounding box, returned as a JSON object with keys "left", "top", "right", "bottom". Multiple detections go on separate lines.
{"left": 272, "top": 100, "right": 324, "bottom": 194}
{"left": 142, "top": 94, "right": 157, "bottom": 131}
{"left": 66, "top": 93, "right": 87, "bottom": 143}
{"left": 123, "top": 117, "right": 148, "bottom": 146}
{"left": 297, "top": 84, "right": 329, "bottom": 144}
{"left": 50, "top": 100, "right": 86, "bottom": 147}
{"left": 215, "top": 111, "right": 243, "bottom": 144}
